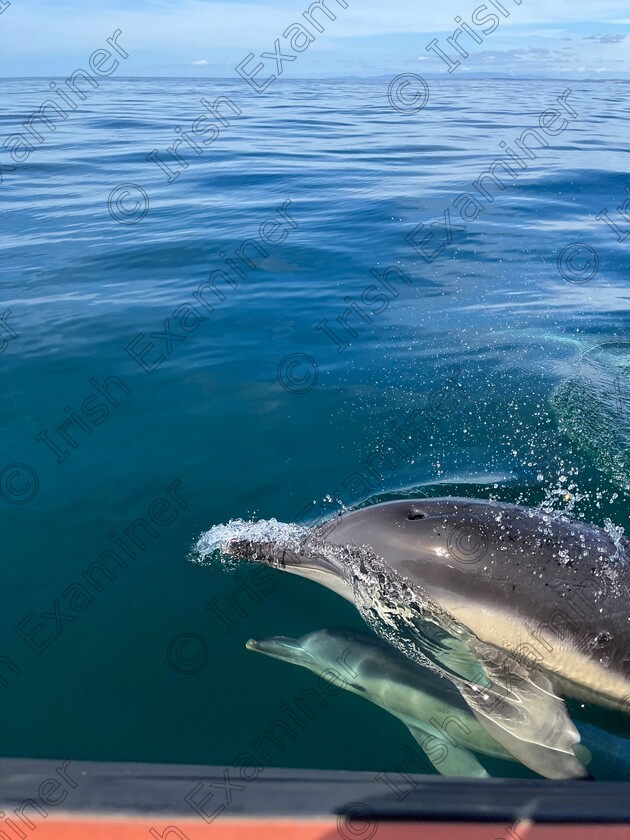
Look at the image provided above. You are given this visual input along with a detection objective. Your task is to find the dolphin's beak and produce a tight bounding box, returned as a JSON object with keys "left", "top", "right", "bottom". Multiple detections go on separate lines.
{"left": 228, "top": 537, "right": 355, "bottom": 602}
{"left": 246, "top": 636, "right": 317, "bottom": 668}
{"left": 227, "top": 539, "right": 303, "bottom": 568}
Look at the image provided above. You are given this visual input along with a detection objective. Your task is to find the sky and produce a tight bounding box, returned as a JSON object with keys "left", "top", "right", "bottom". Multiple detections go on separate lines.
{"left": 0, "top": 0, "right": 629, "bottom": 78}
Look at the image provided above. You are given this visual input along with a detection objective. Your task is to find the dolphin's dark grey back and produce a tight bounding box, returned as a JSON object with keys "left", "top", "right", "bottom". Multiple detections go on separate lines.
{"left": 312, "top": 498, "right": 630, "bottom": 681}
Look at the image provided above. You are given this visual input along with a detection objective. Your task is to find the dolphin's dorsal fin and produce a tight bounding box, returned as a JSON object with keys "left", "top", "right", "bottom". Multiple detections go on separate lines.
{"left": 404, "top": 723, "right": 490, "bottom": 778}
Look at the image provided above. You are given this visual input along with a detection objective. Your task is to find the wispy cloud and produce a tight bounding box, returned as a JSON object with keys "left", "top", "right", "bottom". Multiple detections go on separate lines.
{"left": 584, "top": 33, "right": 627, "bottom": 43}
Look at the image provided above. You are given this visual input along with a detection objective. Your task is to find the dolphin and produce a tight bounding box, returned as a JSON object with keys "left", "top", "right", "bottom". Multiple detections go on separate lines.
{"left": 247, "top": 628, "right": 630, "bottom": 779}
{"left": 247, "top": 628, "right": 519, "bottom": 778}
{"left": 215, "top": 497, "right": 630, "bottom": 778}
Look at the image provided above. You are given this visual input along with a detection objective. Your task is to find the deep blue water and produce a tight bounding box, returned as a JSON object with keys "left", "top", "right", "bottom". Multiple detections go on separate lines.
{"left": 0, "top": 77, "right": 628, "bottom": 772}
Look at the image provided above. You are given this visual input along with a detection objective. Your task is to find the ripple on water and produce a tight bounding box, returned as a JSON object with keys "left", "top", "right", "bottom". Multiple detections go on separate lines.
{"left": 552, "top": 341, "right": 630, "bottom": 492}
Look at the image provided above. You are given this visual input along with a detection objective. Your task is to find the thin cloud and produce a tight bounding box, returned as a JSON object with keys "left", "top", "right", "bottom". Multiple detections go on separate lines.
{"left": 584, "top": 33, "right": 627, "bottom": 43}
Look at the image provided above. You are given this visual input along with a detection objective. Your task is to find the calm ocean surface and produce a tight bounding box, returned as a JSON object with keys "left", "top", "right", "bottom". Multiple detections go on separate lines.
{"left": 0, "top": 77, "right": 628, "bottom": 771}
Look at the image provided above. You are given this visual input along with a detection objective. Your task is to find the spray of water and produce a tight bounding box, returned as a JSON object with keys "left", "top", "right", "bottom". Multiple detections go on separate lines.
{"left": 191, "top": 518, "right": 307, "bottom": 569}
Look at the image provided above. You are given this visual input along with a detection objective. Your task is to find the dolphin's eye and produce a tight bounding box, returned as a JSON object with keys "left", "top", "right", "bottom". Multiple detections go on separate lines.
{"left": 408, "top": 510, "right": 425, "bottom": 520}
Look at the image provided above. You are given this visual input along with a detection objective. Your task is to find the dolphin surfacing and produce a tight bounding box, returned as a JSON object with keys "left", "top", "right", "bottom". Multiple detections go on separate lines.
{"left": 210, "top": 497, "right": 630, "bottom": 778}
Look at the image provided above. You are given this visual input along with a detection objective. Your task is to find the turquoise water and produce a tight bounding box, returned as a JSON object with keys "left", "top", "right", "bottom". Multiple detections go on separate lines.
{"left": 0, "top": 77, "right": 628, "bottom": 772}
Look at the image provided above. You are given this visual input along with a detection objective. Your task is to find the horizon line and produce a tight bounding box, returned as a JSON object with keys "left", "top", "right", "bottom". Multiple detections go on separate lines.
{"left": 0, "top": 74, "right": 628, "bottom": 82}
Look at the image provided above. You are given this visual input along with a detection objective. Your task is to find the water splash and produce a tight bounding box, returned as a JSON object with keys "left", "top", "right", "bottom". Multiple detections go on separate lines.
{"left": 191, "top": 518, "right": 307, "bottom": 568}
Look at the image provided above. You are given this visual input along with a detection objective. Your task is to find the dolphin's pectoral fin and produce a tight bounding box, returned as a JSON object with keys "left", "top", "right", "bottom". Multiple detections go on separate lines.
{"left": 416, "top": 631, "right": 588, "bottom": 779}
{"left": 467, "top": 708, "right": 585, "bottom": 780}
{"left": 458, "top": 640, "right": 588, "bottom": 780}
{"left": 432, "top": 632, "right": 494, "bottom": 684}
{"left": 385, "top": 608, "right": 496, "bottom": 685}
{"left": 404, "top": 723, "right": 490, "bottom": 778}
{"left": 361, "top": 593, "right": 587, "bottom": 779}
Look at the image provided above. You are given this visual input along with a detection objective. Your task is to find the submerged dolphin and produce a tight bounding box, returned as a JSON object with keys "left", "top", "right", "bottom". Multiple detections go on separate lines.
{"left": 247, "top": 628, "right": 518, "bottom": 778}
{"left": 221, "top": 497, "right": 630, "bottom": 778}
{"left": 247, "top": 629, "right": 630, "bottom": 779}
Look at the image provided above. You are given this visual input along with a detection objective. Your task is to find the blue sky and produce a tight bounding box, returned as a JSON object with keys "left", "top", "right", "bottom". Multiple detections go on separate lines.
{"left": 0, "top": 0, "right": 629, "bottom": 77}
